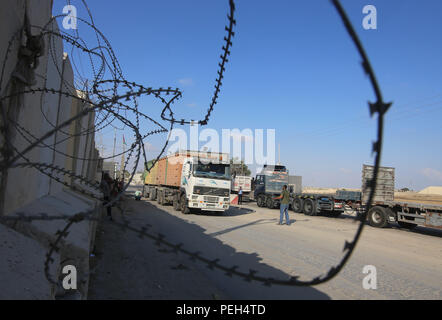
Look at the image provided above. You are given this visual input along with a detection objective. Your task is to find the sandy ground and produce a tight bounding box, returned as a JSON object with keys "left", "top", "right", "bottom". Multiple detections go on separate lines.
{"left": 394, "top": 192, "right": 442, "bottom": 205}
{"left": 88, "top": 186, "right": 442, "bottom": 300}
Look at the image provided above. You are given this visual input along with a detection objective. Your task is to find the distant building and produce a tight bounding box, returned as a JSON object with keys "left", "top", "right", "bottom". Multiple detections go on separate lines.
{"left": 102, "top": 161, "right": 118, "bottom": 179}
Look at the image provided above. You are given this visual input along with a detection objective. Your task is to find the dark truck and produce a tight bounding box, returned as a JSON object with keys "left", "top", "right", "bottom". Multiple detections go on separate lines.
{"left": 254, "top": 165, "right": 289, "bottom": 208}
{"left": 254, "top": 165, "right": 340, "bottom": 216}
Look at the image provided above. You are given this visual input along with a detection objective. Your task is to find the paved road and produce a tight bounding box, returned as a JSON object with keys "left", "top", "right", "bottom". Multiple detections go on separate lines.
{"left": 89, "top": 186, "right": 442, "bottom": 300}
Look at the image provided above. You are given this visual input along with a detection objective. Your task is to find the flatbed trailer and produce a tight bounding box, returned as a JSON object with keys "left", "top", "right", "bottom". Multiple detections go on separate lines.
{"left": 360, "top": 165, "right": 442, "bottom": 229}
{"left": 340, "top": 165, "right": 442, "bottom": 229}
{"left": 362, "top": 200, "right": 442, "bottom": 229}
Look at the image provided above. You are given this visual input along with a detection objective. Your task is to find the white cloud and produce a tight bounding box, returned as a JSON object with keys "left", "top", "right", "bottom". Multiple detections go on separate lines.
{"left": 178, "top": 78, "right": 194, "bottom": 86}
{"left": 421, "top": 168, "right": 442, "bottom": 181}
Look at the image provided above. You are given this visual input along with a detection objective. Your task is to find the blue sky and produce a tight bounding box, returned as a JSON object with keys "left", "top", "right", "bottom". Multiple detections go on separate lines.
{"left": 53, "top": 0, "right": 442, "bottom": 190}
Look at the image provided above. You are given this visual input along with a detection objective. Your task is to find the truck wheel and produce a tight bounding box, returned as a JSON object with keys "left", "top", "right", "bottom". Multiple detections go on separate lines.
{"left": 180, "top": 194, "right": 190, "bottom": 214}
{"left": 149, "top": 188, "right": 156, "bottom": 201}
{"left": 156, "top": 191, "right": 162, "bottom": 204}
{"left": 292, "top": 198, "right": 303, "bottom": 213}
{"left": 303, "top": 198, "right": 317, "bottom": 216}
{"left": 368, "top": 206, "right": 388, "bottom": 228}
{"left": 173, "top": 197, "right": 181, "bottom": 211}
{"left": 260, "top": 195, "right": 266, "bottom": 207}
{"left": 257, "top": 195, "right": 264, "bottom": 207}
{"left": 398, "top": 221, "right": 417, "bottom": 229}
{"left": 266, "top": 196, "right": 274, "bottom": 209}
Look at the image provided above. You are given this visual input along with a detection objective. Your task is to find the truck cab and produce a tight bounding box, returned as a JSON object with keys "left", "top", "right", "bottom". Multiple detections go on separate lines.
{"left": 179, "top": 155, "right": 231, "bottom": 212}
{"left": 254, "top": 165, "right": 289, "bottom": 208}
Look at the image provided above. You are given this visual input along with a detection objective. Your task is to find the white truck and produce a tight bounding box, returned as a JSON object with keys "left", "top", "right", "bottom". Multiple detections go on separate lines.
{"left": 143, "top": 151, "right": 231, "bottom": 214}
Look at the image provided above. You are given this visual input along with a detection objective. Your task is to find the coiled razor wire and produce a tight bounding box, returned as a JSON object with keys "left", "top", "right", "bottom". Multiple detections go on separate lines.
{"left": 0, "top": 0, "right": 392, "bottom": 289}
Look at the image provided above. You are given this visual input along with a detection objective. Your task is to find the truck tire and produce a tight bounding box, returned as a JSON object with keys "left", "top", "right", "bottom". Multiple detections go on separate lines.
{"left": 303, "top": 198, "right": 317, "bottom": 216}
{"left": 149, "top": 188, "right": 156, "bottom": 201}
{"left": 157, "top": 191, "right": 163, "bottom": 205}
{"left": 398, "top": 221, "right": 417, "bottom": 229}
{"left": 173, "top": 196, "right": 181, "bottom": 211}
{"left": 180, "top": 194, "right": 190, "bottom": 214}
{"left": 292, "top": 198, "right": 303, "bottom": 213}
{"left": 257, "top": 195, "right": 265, "bottom": 207}
{"left": 266, "top": 196, "right": 274, "bottom": 209}
{"left": 368, "top": 206, "right": 388, "bottom": 228}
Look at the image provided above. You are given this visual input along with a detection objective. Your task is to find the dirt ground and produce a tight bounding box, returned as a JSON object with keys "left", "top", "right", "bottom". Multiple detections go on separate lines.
{"left": 88, "top": 187, "right": 442, "bottom": 300}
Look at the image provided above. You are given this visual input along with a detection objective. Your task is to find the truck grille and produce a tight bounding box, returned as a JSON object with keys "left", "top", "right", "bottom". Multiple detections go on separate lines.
{"left": 194, "top": 186, "right": 229, "bottom": 197}
{"left": 204, "top": 196, "right": 219, "bottom": 203}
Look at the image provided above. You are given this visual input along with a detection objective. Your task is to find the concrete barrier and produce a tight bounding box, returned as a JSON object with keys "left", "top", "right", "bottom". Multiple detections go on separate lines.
{"left": 0, "top": 0, "right": 102, "bottom": 299}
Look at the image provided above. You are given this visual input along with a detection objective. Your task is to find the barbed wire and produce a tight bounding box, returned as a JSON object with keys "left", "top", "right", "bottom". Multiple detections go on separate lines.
{"left": 0, "top": 0, "right": 391, "bottom": 292}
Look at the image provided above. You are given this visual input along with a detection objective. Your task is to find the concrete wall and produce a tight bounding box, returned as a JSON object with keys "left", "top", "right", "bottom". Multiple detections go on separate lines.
{"left": 0, "top": 0, "right": 102, "bottom": 299}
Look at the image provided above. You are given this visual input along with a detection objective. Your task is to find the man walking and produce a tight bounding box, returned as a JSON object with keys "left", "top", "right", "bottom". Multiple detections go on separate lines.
{"left": 273, "top": 185, "right": 290, "bottom": 225}
{"left": 238, "top": 187, "right": 243, "bottom": 205}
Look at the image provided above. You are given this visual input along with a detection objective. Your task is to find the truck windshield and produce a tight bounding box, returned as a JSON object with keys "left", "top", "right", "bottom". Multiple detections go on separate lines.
{"left": 265, "top": 176, "right": 288, "bottom": 192}
{"left": 193, "top": 162, "right": 231, "bottom": 180}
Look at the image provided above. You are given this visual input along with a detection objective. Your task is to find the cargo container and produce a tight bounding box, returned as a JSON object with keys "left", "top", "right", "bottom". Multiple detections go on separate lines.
{"left": 231, "top": 175, "right": 252, "bottom": 202}
{"left": 143, "top": 151, "right": 231, "bottom": 214}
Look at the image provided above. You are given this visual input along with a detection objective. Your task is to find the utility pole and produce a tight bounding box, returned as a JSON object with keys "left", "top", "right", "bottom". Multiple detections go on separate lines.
{"left": 111, "top": 128, "right": 117, "bottom": 179}
{"left": 120, "top": 135, "right": 126, "bottom": 182}
{"left": 278, "top": 143, "right": 281, "bottom": 165}
{"left": 98, "top": 133, "right": 105, "bottom": 157}
{"left": 112, "top": 128, "right": 116, "bottom": 159}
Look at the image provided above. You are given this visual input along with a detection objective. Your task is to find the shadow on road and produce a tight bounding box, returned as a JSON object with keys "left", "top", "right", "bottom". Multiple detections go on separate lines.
{"left": 215, "top": 206, "right": 255, "bottom": 216}
{"left": 89, "top": 198, "right": 330, "bottom": 300}
{"left": 208, "top": 219, "right": 276, "bottom": 237}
